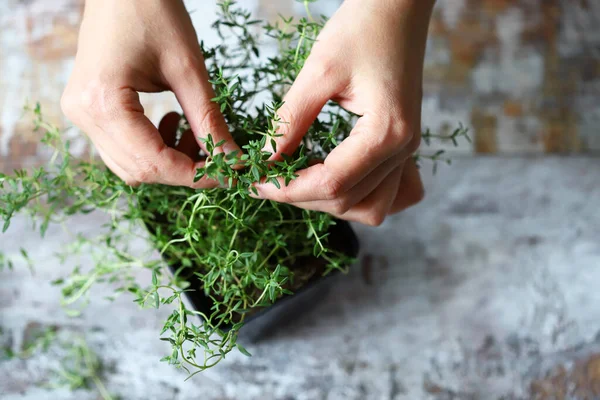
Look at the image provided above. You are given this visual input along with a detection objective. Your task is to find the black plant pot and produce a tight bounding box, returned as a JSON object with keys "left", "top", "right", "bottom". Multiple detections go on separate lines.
{"left": 151, "top": 219, "right": 360, "bottom": 343}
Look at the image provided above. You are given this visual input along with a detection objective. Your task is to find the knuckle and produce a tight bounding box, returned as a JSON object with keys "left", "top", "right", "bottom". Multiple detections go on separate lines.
{"left": 60, "top": 89, "right": 78, "bottom": 119}
{"left": 387, "top": 125, "right": 413, "bottom": 149}
{"left": 266, "top": 181, "right": 292, "bottom": 203}
{"left": 174, "top": 54, "right": 204, "bottom": 78}
{"left": 365, "top": 211, "right": 386, "bottom": 227}
{"left": 131, "top": 168, "right": 150, "bottom": 184}
{"left": 79, "top": 78, "right": 114, "bottom": 120}
{"left": 330, "top": 197, "right": 352, "bottom": 215}
{"left": 197, "top": 104, "right": 224, "bottom": 134}
{"left": 321, "top": 173, "right": 344, "bottom": 201}
{"left": 132, "top": 155, "right": 161, "bottom": 184}
{"left": 278, "top": 187, "right": 293, "bottom": 204}
{"left": 307, "top": 57, "right": 337, "bottom": 82}
{"left": 382, "top": 114, "right": 420, "bottom": 151}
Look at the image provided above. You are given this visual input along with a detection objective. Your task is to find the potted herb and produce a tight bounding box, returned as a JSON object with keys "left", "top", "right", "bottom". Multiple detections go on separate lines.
{"left": 0, "top": 1, "right": 468, "bottom": 378}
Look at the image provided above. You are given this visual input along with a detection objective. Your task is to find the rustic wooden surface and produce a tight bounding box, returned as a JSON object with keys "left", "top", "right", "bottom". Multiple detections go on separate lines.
{"left": 1, "top": 0, "right": 599, "bottom": 173}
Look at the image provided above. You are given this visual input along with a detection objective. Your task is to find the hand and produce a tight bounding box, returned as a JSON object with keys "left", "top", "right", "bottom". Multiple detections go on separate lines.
{"left": 61, "top": 0, "right": 240, "bottom": 188}
{"left": 252, "top": 0, "right": 433, "bottom": 226}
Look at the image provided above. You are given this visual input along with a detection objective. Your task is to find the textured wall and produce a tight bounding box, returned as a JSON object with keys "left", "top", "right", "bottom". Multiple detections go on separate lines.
{"left": 0, "top": 0, "right": 599, "bottom": 172}
{"left": 425, "top": 0, "right": 600, "bottom": 154}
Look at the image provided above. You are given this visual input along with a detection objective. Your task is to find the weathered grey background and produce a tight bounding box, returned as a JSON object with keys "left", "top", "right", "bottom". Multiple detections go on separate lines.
{"left": 2, "top": 158, "right": 600, "bottom": 399}
{"left": 1, "top": 0, "right": 600, "bottom": 173}
{"left": 2, "top": 1, "right": 600, "bottom": 399}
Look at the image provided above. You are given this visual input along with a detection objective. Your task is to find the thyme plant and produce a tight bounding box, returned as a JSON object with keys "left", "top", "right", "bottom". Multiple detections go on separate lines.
{"left": 0, "top": 0, "right": 468, "bottom": 378}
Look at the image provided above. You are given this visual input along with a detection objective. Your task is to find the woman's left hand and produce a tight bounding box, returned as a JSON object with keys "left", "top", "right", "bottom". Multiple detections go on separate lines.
{"left": 252, "top": 0, "right": 435, "bottom": 226}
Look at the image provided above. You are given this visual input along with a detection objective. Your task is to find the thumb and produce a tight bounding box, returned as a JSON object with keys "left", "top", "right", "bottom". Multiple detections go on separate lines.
{"left": 167, "top": 59, "right": 241, "bottom": 156}
{"left": 266, "top": 63, "right": 343, "bottom": 159}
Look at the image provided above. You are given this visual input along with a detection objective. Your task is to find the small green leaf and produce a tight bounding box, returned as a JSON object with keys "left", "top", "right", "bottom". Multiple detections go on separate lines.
{"left": 64, "top": 309, "right": 81, "bottom": 318}
{"left": 270, "top": 178, "right": 281, "bottom": 189}
{"left": 236, "top": 344, "right": 252, "bottom": 357}
{"left": 251, "top": 167, "right": 260, "bottom": 182}
{"left": 40, "top": 218, "right": 49, "bottom": 238}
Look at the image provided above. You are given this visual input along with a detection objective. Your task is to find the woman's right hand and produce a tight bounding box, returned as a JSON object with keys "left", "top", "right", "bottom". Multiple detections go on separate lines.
{"left": 61, "top": 0, "right": 240, "bottom": 188}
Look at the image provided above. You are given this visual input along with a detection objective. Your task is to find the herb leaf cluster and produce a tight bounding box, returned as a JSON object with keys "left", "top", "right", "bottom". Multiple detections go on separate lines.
{"left": 0, "top": 0, "right": 468, "bottom": 377}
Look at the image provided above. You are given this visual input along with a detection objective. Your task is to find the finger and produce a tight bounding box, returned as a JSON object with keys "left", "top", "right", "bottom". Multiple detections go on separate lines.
{"left": 98, "top": 150, "right": 139, "bottom": 187}
{"left": 253, "top": 115, "right": 413, "bottom": 203}
{"left": 295, "top": 165, "right": 400, "bottom": 227}
{"left": 119, "top": 115, "right": 217, "bottom": 188}
{"left": 337, "top": 164, "right": 403, "bottom": 226}
{"left": 102, "top": 88, "right": 217, "bottom": 188}
{"left": 389, "top": 158, "right": 424, "bottom": 214}
{"left": 288, "top": 153, "right": 404, "bottom": 214}
{"left": 265, "top": 61, "right": 347, "bottom": 158}
{"left": 165, "top": 58, "right": 241, "bottom": 155}
{"left": 91, "top": 136, "right": 139, "bottom": 186}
